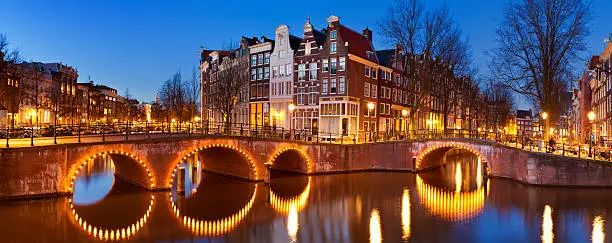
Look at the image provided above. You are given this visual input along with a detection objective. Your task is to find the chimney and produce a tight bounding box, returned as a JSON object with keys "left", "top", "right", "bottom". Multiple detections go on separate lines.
{"left": 363, "top": 27, "right": 372, "bottom": 43}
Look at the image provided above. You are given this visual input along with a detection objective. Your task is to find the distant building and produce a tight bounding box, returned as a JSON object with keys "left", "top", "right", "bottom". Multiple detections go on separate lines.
{"left": 516, "top": 109, "right": 533, "bottom": 138}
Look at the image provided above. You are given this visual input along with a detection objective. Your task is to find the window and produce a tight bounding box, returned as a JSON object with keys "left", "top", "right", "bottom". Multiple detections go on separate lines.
{"left": 280, "top": 65, "right": 286, "bottom": 76}
{"left": 366, "top": 51, "right": 373, "bottom": 60}
{"left": 251, "top": 69, "right": 256, "bottom": 80}
{"left": 309, "top": 87, "right": 317, "bottom": 105}
{"left": 264, "top": 53, "right": 270, "bottom": 64}
{"left": 365, "top": 66, "right": 370, "bottom": 77}
{"left": 305, "top": 43, "right": 311, "bottom": 56}
{"left": 323, "top": 59, "right": 329, "bottom": 72}
{"left": 339, "top": 77, "right": 345, "bottom": 94}
{"left": 330, "top": 78, "right": 337, "bottom": 94}
{"left": 330, "top": 30, "right": 337, "bottom": 39}
{"left": 331, "top": 58, "right": 337, "bottom": 74}
{"left": 258, "top": 68, "right": 263, "bottom": 80}
{"left": 257, "top": 54, "right": 263, "bottom": 65}
{"left": 286, "top": 64, "right": 292, "bottom": 76}
{"left": 330, "top": 42, "right": 337, "bottom": 53}
{"left": 364, "top": 83, "right": 370, "bottom": 97}
{"left": 264, "top": 67, "right": 270, "bottom": 79}
{"left": 339, "top": 57, "right": 346, "bottom": 71}
{"left": 258, "top": 84, "right": 263, "bottom": 97}
{"left": 372, "top": 69, "right": 377, "bottom": 79}
{"left": 298, "top": 64, "right": 306, "bottom": 81}
{"left": 251, "top": 84, "right": 257, "bottom": 98}
{"left": 251, "top": 55, "right": 257, "bottom": 66}
{"left": 372, "top": 84, "right": 377, "bottom": 98}
{"left": 272, "top": 66, "right": 278, "bottom": 77}
{"left": 386, "top": 87, "right": 391, "bottom": 99}
{"left": 322, "top": 79, "right": 328, "bottom": 94}
{"left": 309, "top": 63, "right": 317, "bottom": 80}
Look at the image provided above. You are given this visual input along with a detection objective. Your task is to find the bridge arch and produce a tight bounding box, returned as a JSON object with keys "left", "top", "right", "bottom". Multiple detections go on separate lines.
{"left": 170, "top": 184, "right": 259, "bottom": 236}
{"left": 416, "top": 142, "right": 486, "bottom": 171}
{"left": 68, "top": 194, "right": 155, "bottom": 241}
{"left": 415, "top": 175, "right": 486, "bottom": 222}
{"left": 168, "top": 144, "right": 259, "bottom": 188}
{"left": 66, "top": 151, "right": 156, "bottom": 193}
{"left": 267, "top": 147, "right": 312, "bottom": 174}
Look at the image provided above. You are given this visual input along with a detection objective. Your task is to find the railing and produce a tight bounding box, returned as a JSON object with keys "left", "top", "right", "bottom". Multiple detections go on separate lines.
{"left": 2, "top": 121, "right": 611, "bottom": 163}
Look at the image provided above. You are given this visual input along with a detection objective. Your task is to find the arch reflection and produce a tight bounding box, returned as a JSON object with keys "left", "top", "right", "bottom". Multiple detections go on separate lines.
{"left": 416, "top": 175, "right": 486, "bottom": 222}
{"left": 170, "top": 178, "right": 258, "bottom": 237}
{"left": 68, "top": 193, "right": 155, "bottom": 241}
{"left": 269, "top": 176, "right": 311, "bottom": 242}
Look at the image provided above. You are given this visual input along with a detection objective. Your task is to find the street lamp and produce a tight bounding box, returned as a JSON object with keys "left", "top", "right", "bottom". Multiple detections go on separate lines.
{"left": 541, "top": 112, "right": 548, "bottom": 141}
{"left": 367, "top": 102, "right": 375, "bottom": 142}
{"left": 402, "top": 109, "right": 408, "bottom": 140}
{"left": 588, "top": 111, "right": 596, "bottom": 158}
{"left": 288, "top": 103, "right": 295, "bottom": 139}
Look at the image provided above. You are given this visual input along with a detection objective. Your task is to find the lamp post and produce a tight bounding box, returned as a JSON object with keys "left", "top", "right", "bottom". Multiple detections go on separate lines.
{"left": 288, "top": 103, "right": 295, "bottom": 139}
{"left": 588, "top": 111, "right": 596, "bottom": 158}
{"left": 402, "top": 109, "right": 408, "bottom": 140}
{"left": 541, "top": 111, "right": 548, "bottom": 140}
{"left": 367, "top": 102, "right": 375, "bottom": 142}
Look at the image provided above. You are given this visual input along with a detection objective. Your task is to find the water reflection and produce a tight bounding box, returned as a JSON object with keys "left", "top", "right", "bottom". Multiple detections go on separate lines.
{"left": 542, "top": 205, "right": 554, "bottom": 243}
{"left": 73, "top": 153, "right": 115, "bottom": 205}
{"left": 369, "top": 208, "right": 382, "bottom": 243}
{"left": 593, "top": 216, "right": 605, "bottom": 243}
{"left": 401, "top": 189, "right": 411, "bottom": 240}
{"left": 172, "top": 153, "right": 203, "bottom": 197}
{"left": 269, "top": 176, "right": 311, "bottom": 242}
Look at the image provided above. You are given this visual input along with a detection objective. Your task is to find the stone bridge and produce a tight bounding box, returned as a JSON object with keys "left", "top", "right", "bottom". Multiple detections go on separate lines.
{"left": 2, "top": 136, "right": 612, "bottom": 198}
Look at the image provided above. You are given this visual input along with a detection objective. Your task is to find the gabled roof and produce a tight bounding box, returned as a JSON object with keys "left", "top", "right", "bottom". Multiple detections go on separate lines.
{"left": 376, "top": 49, "right": 395, "bottom": 67}
{"left": 242, "top": 36, "right": 259, "bottom": 46}
{"left": 289, "top": 35, "right": 302, "bottom": 52}
{"left": 313, "top": 29, "right": 327, "bottom": 47}
{"left": 516, "top": 109, "right": 532, "bottom": 119}
{"left": 338, "top": 24, "right": 377, "bottom": 62}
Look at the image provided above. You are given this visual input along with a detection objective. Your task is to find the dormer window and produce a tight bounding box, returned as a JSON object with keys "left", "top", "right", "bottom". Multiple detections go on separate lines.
{"left": 330, "top": 30, "right": 337, "bottom": 40}
{"left": 366, "top": 51, "right": 373, "bottom": 60}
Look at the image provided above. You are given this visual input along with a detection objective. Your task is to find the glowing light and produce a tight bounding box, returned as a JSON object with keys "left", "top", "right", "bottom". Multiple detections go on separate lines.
{"left": 476, "top": 157, "right": 483, "bottom": 189}
{"left": 593, "top": 216, "right": 604, "bottom": 243}
{"left": 69, "top": 195, "right": 155, "bottom": 241}
{"left": 288, "top": 103, "right": 296, "bottom": 112}
{"left": 172, "top": 185, "right": 258, "bottom": 236}
{"left": 416, "top": 175, "right": 485, "bottom": 222}
{"left": 270, "top": 177, "right": 311, "bottom": 215}
{"left": 287, "top": 206, "right": 299, "bottom": 241}
{"left": 542, "top": 205, "right": 554, "bottom": 243}
{"left": 401, "top": 189, "right": 411, "bottom": 240}
{"left": 369, "top": 209, "right": 382, "bottom": 243}
{"left": 542, "top": 112, "right": 549, "bottom": 120}
{"left": 455, "top": 163, "right": 462, "bottom": 193}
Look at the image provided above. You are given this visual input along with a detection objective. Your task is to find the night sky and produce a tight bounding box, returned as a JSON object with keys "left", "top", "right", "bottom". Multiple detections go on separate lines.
{"left": 1, "top": 0, "right": 611, "bottom": 108}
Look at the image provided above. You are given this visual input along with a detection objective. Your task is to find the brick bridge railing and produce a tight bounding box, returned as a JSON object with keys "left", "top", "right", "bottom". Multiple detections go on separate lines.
{"left": 2, "top": 136, "right": 612, "bottom": 199}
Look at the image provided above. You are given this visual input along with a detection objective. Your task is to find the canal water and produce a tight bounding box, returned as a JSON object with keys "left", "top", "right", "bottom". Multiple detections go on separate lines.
{"left": 1, "top": 149, "right": 611, "bottom": 242}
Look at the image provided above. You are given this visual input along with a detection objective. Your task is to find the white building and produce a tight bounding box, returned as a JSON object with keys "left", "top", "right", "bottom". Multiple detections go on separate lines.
{"left": 269, "top": 24, "right": 301, "bottom": 130}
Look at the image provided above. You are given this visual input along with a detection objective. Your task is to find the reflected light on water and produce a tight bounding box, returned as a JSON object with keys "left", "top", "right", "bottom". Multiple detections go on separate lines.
{"left": 171, "top": 185, "right": 258, "bottom": 236}
{"left": 593, "top": 216, "right": 604, "bottom": 243}
{"left": 401, "top": 189, "right": 411, "bottom": 240}
{"left": 416, "top": 175, "right": 485, "bottom": 222}
{"left": 369, "top": 209, "right": 382, "bottom": 243}
{"left": 287, "top": 206, "right": 298, "bottom": 242}
{"left": 476, "top": 157, "right": 482, "bottom": 189}
{"left": 68, "top": 195, "right": 155, "bottom": 241}
{"left": 542, "top": 205, "right": 554, "bottom": 243}
{"left": 455, "top": 163, "right": 462, "bottom": 193}
{"left": 269, "top": 177, "right": 311, "bottom": 215}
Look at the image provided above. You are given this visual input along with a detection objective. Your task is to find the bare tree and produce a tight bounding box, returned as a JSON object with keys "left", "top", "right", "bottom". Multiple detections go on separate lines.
{"left": 489, "top": 0, "right": 590, "bottom": 125}
{"left": 159, "top": 72, "right": 187, "bottom": 122}
{"left": 483, "top": 80, "right": 515, "bottom": 131}
{"left": 380, "top": 0, "right": 473, "bottom": 133}
{"left": 186, "top": 66, "right": 200, "bottom": 120}
{"left": 21, "top": 65, "right": 48, "bottom": 127}
{"left": 207, "top": 54, "right": 249, "bottom": 131}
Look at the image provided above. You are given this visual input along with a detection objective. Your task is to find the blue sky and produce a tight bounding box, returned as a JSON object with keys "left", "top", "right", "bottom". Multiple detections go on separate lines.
{"left": 1, "top": 0, "right": 611, "bottom": 107}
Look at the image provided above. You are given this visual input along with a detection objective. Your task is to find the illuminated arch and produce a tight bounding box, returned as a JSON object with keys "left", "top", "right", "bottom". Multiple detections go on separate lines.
{"left": 267, "top": 147, "right": 313, "bottom": 173}
{"left": 169, "top": 185, "right": 258, "bottom": 236}
{"left": 416, "top": 142, "right": 485, "bottom": 170}
{"left": 168, "top": 144, "right": 259, "bottom": 187}
{"left": 67, "top": 151, "right": 156, "bottom": 193}
{"left": 415, "top": 175, "right": 485, "bottom": 222}
{"left": 67, "top": 195, "right": 155, "bottom": 241}
{"left": 269, "top": 177, "right": 312, "bottom": 215}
